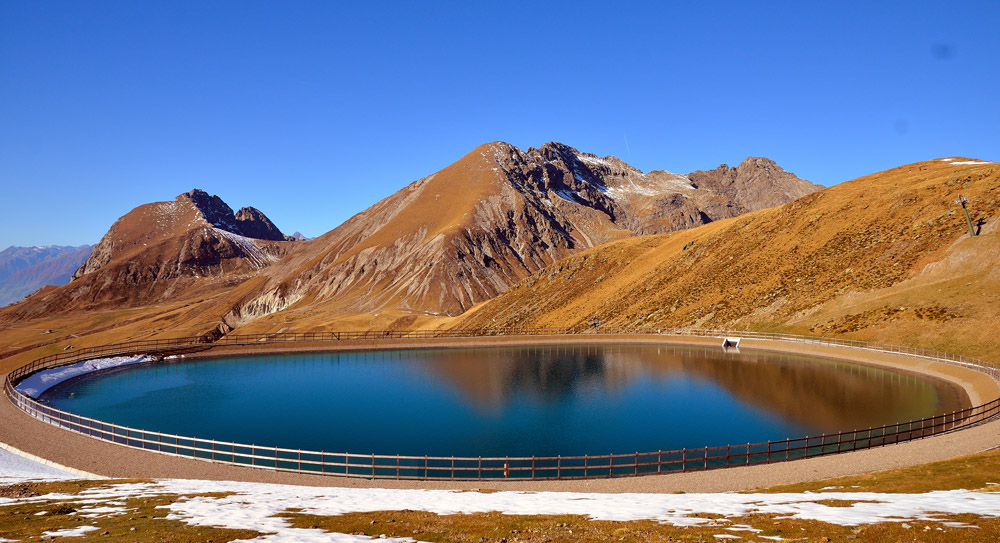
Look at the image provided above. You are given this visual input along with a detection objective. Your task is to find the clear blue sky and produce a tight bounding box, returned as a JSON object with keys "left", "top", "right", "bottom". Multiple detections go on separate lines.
{"left": 2, "top": 1, "right": 998, "bottom": 248}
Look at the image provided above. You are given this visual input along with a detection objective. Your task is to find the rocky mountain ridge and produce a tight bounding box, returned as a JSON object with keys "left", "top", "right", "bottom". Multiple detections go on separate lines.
{"left": 7, "top": 190, "right": 295, "bottom": 318}
{"left": 217, "top": 141, "right": 819, "bottom": 333}
{"left": 182, "top": 189, "right": 293, "bottom": 242}
{"left": 1, "top": 142, "right": 819, "bottom": 335}
{"left": 72, "top": 189, "right": 293, "bottom": 281}
{"left": 455, "top": 157, "right": 1000, "bottom": 361}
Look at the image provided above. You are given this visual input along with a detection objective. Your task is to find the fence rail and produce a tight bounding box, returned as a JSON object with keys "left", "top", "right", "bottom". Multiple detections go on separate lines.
{"left": 4, "top": 328, "right": 1000, "bottom": 480}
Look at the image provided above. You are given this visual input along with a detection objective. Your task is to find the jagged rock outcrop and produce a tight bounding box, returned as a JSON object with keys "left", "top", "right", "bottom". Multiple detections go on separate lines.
{"left": 176, "top": 188, "right": 293, "bottom": 241}
{"left": 73, "top": 189, "right": 293, "bottom": 281}
{"left": 234, "top": 206, "right": 294, "bottom": 241}
{"left": 688, "top": 157, "right": 822, "bottom": 218}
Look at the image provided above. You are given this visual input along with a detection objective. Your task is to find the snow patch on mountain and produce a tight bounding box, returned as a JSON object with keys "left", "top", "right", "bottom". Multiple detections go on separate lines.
{"left": 213, "top": 228, "right": 279, "bottom": 269}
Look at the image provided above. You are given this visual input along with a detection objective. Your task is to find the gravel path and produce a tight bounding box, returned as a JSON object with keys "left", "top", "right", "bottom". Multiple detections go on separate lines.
{"left": 1, "top": 335, "right": 997, "bottom": 493}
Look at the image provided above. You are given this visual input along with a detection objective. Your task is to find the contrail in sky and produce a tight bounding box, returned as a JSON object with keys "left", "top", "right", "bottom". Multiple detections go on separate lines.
{"left": 624, "top": 135, "right": 632, "bottom": 159}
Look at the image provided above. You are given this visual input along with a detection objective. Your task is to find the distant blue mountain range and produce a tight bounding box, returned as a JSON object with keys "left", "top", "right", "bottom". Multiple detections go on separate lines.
{"left": 0, "top": 245, "right": 94, "bottom": 307}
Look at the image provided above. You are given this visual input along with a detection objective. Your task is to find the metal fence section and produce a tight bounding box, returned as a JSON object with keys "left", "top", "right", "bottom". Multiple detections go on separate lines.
{"left": 4, "top": 328, "right": 1000, "bottom": 480}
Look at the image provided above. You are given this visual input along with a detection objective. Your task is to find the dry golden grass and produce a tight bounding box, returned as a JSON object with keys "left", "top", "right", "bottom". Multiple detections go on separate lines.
{"left": 0, "top": 480, "right": 258, "bottom": 543}
{"left": 0, "top": 286, "right": 251, "bottom": 372}
{"left": 455, "top": 160, "right": 1000, "bottom": 360}
{"left": 287, "top": 510, "right": 1000, "bottom": 543}
{"left": 1, "top": 448, "right": 999, "bottom": 542}
{"left": 760, "top": 447, "right": 1000, "bottom": 494}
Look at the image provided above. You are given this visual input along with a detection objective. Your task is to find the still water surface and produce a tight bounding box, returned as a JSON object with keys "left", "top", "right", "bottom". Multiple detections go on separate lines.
{"left": 41, "top": 345, "right": 968, "bottom": 457}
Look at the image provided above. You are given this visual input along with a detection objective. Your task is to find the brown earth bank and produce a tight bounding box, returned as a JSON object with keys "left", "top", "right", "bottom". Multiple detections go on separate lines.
{"left": 2, "top": 336, "right": 998, "bottom": 493}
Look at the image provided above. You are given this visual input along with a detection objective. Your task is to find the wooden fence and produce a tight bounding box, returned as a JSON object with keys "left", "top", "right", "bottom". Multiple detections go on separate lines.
{"left": 4, "top": 328, "right": 1000, "bottom": 480}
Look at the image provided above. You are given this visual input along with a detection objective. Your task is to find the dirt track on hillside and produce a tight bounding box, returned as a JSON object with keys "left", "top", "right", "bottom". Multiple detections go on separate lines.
{"left": 2, "top": 335, "right": 998, "bottom": 493}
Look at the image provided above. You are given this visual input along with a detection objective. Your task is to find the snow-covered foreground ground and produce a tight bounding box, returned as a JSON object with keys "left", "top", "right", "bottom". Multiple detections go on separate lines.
{"left": 2, "top": 448, "right": 1000, "bottom": 542}
{"left": 0, "top": 447, "right": 79, "bottom": 485}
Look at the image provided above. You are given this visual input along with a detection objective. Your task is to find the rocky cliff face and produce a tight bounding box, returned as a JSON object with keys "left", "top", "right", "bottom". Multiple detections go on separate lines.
{"left": 73, "top": 189, "right": 294, "bottom": 281}
{"left": 688, "top": 157, "right": 822, "bottom": 217}
{"left": 223, "top": 141, "right": 819, "bottom": 328}
{"left": 234, "top": 206, "right": 293, "bottom": 241}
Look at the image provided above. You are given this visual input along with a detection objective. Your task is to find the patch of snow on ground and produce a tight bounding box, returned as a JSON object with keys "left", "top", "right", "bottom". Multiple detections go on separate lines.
{"left": 76, "top": 505, "right": 130, "bottom": 518}
{"left": 14, "top": 355, "right": 149, "bottom": 398}
{"left": 3, "top": 478, "right": 1000, "bottom": 542}
{"left": 950, "top": 161, "right": 991, "bottom": 165}
{"left": 940, "top": 158, "right": 956, "bottom": 162}
{"left": 0, "top": 448, "right": 77, "bottom": 484}
{"left": 42, "top": 526, "right": 98, "bottom": 537}
{"left": 942, "top": 521, "right": 980, "bottom": 528}
{"left": 604, "top": 182, "right": 685, "bottom": 200}
{"left": 155, "top": 483, "right": 1000, "bottom": 530}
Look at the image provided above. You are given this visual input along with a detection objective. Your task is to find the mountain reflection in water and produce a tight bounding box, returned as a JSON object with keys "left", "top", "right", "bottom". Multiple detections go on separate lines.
{"left": 416, "top": 345, "right": 968, "bottom": 433}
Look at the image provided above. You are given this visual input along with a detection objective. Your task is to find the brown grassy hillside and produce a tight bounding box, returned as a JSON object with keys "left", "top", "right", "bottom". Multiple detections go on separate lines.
{"left": 456, "top": 158, "right": 1000, "bottom": 360}
{"left": 216, "top": 142, "right": 817, "bottom": 333}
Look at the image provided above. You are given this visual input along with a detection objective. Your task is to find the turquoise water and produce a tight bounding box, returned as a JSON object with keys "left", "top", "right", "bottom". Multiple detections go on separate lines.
{"left": 39, "top": 345, "right": 965, "bottom": 457}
